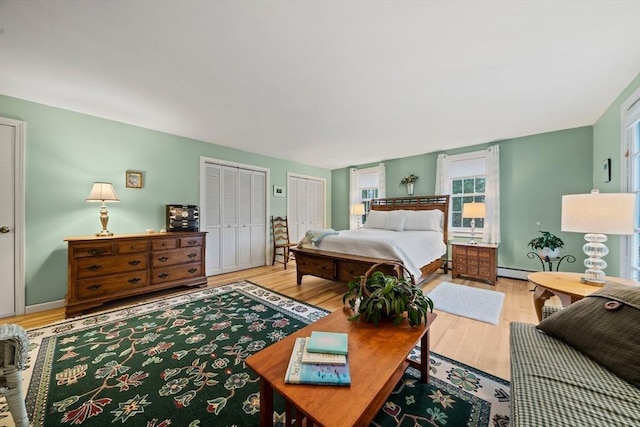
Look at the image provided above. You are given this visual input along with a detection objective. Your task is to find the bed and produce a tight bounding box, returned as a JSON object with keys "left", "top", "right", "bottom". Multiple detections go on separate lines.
{"left": 290, "top": 195, "right": 449, "bottom": 285}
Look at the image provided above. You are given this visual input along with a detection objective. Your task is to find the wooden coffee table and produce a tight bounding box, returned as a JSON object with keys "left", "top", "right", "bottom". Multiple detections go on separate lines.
{"left": 246, "top": 309, "right": 437, "bottom": 427}
{"left": 528, "top": 271, "right": 639, "bottom": 321}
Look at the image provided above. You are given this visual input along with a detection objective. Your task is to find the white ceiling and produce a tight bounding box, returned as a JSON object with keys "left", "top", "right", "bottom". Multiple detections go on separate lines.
{"left": 1, "top": 1, "right": 639, "bottom": 170}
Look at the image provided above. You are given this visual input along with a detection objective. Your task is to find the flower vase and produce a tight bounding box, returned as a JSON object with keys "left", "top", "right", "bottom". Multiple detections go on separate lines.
{"left": 406, "top": 183, "right": 414, "bottom": 195}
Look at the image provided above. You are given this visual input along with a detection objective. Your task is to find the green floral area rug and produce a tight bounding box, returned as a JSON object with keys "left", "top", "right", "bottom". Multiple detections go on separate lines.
{"left": 2, "top": 280, "right": 510, "bottom": 426}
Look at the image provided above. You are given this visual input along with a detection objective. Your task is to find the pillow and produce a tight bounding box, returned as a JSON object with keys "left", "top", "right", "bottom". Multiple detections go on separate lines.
{"left": 536, "top": 282, "right": 640, "bottom": 387}
{"left": 384, "top": 210, "right": 406, "bottom": 231}
{"left": 404, "top": 210, "right": 443, "bottom": 232}
{"left": 362, "top": 210, "right": 387, "bottom": 229}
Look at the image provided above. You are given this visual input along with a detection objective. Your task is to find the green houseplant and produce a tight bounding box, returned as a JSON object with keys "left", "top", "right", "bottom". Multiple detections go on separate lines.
{"left": 342, "top": 263, "right": 434, "bottom": 327}
{"left": 527, "top": 230, "right": 565, "bottom": 258}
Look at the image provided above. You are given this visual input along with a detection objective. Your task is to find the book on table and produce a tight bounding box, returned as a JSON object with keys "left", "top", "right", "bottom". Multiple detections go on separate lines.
{"left": 306, "top": 331, "right": 348, "bottom": 355}
{"left": 301, "top": 338, "right": 347, "bottom": 365}
{"left": 284, "top": 337, "right": 351, "bottom": 386}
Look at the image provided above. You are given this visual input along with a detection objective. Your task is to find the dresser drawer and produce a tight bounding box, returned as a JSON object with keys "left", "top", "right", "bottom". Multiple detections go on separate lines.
{"left": 152, "top": 238, "right": 178, "bottom": 251}
{"left": 117, "top": 240, "right": 150, "bottom": 254}
{"left": 76, "top": 271, "right": 148, "bottom": 299}
{"left": 296, "top": 255, "right": 335, "bottom": 281}
{"left": 151, "top": 248, "right": 202, "bottom": 268}
{"left": 77, "top": 254, "right": 148, "bottom": 278}
{"left": 72, "top": 242, "right": 114, "bottom": 258}
{"left": 152, "top": 263, "right": 203, "bottom": 284}
{"left": 179, "top": 236, "right": 203, "bottom": 247}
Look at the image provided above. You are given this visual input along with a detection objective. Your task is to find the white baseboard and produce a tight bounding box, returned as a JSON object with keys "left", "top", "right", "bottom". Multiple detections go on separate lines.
{"left": 497, "top": 267, "right": 531, "bottom": 281}
{"left": 26, "top": 299, "right": 65, "bottom": 314}
{"left": 444, "top": 260, "right": 532, "bottom": 281}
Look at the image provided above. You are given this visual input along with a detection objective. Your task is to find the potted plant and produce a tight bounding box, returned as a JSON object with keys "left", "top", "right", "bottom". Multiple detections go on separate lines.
{"left": 527, "top": 230, "right": 565, "bottom": 259}
{"left": 342, "top": 263, "right": 434, "bottom": 327}
{"left": 400, "top": 174, "right": 419, "bottom": 195}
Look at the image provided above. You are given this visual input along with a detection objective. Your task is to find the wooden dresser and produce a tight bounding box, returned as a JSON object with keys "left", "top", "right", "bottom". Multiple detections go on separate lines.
{"left": 65, "top": 231, "right": 207, "bottom": 317}
{"left": 451, "top": 241, "right": 499, "bottom": 285}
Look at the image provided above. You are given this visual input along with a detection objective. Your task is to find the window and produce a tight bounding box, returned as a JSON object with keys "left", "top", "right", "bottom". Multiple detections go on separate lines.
{"left": 451, "top": 177, "right": 486, "bottom": 229}
{"left": 623, "top": 91, "right": 640, "bottom": 279}
{"left": 350, "top": 164, "right": 385, "bottom": 229}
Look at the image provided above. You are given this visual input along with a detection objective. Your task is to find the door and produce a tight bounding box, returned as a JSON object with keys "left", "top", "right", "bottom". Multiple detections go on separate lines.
{"left": 0, "top": 118, "right": 24, "bottom": 318}
{"left": 201, "top": 159, "right": 267, "bottom": 276}
{"left": 287, "top": 175, "right": 326, "bottom": 243}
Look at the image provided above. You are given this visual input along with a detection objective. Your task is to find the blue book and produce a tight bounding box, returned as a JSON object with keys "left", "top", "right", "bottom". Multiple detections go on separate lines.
{"left": 284, "top": 338, "right": 351, "bottom": 386}
{"left": 306, "top": 331, "right": 348, "bottom": 355}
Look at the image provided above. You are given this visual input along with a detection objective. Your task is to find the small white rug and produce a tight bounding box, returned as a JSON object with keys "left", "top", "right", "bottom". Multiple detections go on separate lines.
{"left": 427, "top": 281, "right": 505, "bottom": 324}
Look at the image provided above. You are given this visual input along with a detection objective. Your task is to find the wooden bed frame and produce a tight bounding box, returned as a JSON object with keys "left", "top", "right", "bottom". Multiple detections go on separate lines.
{"left": 290, "top": 195, "right": 450, "bottom": 285}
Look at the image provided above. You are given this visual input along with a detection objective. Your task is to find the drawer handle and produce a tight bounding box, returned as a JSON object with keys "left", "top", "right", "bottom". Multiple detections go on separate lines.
{"left": 187, "top": 240, "right": 198, "bottom": 245}
{"left": 128, "top": 260, "right": 141, "bottom": 266}
{"left": 187, "top": 253, "right": 197, "bottom": 259}
{"left": 158, "top": 273, "right": 169, "bottom": 279}
{"left": 128, "top": 278, "right": 141, "bottom": 284}
{"left": 158, "top": 256, "right": 169, "bottom": 262}
{"left": 86, "top": 284, "right": 102, "bottom": 291}
{"left": 188, "top": 268, "right": 197, "bottom": 274}
{"left": 88, "top": 248, "right": 104, "bottom": 256}
{"left": 86, "top": 264, "right": 101, "bottom": 271}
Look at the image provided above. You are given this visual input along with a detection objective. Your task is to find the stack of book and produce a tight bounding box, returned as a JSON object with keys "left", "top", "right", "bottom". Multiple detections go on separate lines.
{"left": 284, "top": 331, "right": 351, "bottom": 386}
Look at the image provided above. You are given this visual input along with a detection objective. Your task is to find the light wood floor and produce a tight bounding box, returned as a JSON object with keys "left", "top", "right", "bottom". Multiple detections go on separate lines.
{"left": 3, "top": 265, "right": 546, "bottom": 380}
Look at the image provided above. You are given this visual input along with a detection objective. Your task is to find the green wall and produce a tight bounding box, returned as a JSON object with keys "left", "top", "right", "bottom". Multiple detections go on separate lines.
{"left": 333, "top": 127, "right": 595, "bottom": 274}
{"left": 592, "top": 72, "right": 640, "bottom": 274}
{"left": 0, "top": 95, "right": 332, "bottom": 306}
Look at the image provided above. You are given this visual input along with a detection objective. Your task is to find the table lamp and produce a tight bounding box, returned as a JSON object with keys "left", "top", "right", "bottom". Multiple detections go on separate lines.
{"left": 561, "top": 189, "right": 635, "bottom": 285}
{"left": 351, "top": 203, "right": 366, "bottom": 228}
{"left": 86, "top": 182, "right": 120, "bottom": 236}
{"left": 462, "top": 202, "right": 486, "bottom": 244}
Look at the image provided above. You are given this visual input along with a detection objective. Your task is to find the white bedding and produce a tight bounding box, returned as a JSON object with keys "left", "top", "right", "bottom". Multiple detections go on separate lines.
{"left": 297, "top": 228, "right": 446, "bottom": 279}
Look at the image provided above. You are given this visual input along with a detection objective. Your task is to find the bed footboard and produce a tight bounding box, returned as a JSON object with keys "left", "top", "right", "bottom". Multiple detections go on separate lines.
{"left": 291, "top": 247, "right": 445, "bottom": 285}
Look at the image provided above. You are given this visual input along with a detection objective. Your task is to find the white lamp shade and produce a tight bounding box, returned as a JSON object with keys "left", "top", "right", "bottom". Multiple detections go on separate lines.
{"left": 462, "top": 202, "right": 486, "bottom": 219}
{"left": 86, "top": 182, "right": 120, "bottom": 202}
{"left": 561, "top": 190, "right": 635, "bottom": 235}
{"left": 351, "top": 203, "right": 366, "bottom": 216}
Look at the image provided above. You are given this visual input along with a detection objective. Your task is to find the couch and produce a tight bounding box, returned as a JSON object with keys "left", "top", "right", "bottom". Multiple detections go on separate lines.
{"left": 509, "top": 284, "right": 640, "bottom": 427}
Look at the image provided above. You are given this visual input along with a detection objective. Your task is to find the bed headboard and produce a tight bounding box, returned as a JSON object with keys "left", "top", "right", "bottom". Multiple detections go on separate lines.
{"left": 370, "top": 195, "right": 450, "bottom": 243}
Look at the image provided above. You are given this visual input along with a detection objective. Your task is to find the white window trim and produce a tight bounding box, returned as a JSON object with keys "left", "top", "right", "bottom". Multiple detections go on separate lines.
{"left": 620, "top": 87, "right": 640, "bottom": 279}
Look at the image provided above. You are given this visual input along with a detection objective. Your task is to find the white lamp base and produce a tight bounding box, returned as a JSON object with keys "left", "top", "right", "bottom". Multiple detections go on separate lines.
{"left": 581, "top": 233, "right": 608, "bottom": 286}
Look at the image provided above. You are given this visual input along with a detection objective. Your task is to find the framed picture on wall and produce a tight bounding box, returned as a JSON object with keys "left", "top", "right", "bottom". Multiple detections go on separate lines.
{"left": 603, "top": 158, "right": 611, "bottom": 183}
{"left": 126, "top": 170, "right": 143, "bottom": 188}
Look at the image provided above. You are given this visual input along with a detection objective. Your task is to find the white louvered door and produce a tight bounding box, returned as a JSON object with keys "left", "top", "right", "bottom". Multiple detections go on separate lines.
{"left": 222, "top": 166, "right": 239, "bottom": 273}
{"left": 287, "top": 175, "right": 326, "bottom": 244}
{"left": 203, "top": 161, "right": 266, "bottom": 275}
{"left": 204, "top": 164, "right": 222, "bottom": 275}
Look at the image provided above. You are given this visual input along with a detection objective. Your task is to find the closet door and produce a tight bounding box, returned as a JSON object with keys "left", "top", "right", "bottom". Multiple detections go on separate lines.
{"left": 221, "top": 166, "right": 238, "bottom": 273}
{"left": 251, "top": 172, "right": 266, "bottom": 266}
{"left": 203, "top": 161, "right": 267, "bottom": 275}
{"left": 204, "top": 164, "right": 222, "bottom": 276}
{"left": 288, "top": 175, "right": 326, "bottom": 243}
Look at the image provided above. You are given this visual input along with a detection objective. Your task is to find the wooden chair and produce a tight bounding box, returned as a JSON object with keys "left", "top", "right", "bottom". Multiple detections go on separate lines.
{"left": 271, "top": 216, "right": 296, "bottom": 269}
{"left": 0, "top": 324, "right": 30, "bottom": 427}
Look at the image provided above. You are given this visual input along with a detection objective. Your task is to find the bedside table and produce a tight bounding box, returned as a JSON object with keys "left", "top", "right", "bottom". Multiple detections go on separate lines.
{"left": 451, "top": 242, "right": 499, "bottom": 285}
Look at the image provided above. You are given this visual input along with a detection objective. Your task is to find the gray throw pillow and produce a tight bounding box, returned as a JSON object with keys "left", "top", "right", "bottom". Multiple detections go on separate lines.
{"left": 536, "top": 282, "right": 640, "bottom": 387}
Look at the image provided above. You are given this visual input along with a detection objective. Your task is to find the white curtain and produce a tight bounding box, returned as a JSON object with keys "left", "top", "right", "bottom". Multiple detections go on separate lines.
{"left": 349, "top": 168, "right": 358, "bottom": 230}
{"left": 435, "top": 154, "right": 449, "bottom": 195}
{"left": 483, "top": 145, "right": 501, "bottom": 244}
{"left": 376, "top": 163, "right": 386, "bottom": 198}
